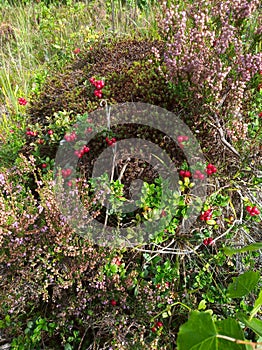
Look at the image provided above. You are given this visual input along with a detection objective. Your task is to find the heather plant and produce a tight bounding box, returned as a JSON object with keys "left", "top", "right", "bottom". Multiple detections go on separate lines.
{"left": 159, "top": 0, "right": 262, "bottom": 143}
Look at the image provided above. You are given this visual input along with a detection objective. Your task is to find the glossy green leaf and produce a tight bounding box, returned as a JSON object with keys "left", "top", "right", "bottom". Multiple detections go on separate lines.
{"left": 227, "top": 271, "right": 260, "bottom": 298}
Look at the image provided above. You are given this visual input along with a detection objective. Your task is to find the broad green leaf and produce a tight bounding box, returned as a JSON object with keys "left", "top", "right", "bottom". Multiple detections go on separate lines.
{"left": 223, "top": 243, "right": 262, "bottom": 256}
{"left": 177, "top": 311, "right": 217, "bottom": 350}
{"left": 227, "top": 271, "right": 260, "bottom": 298}
{"left": 238, "top": 313, "right": 262, "bottom": 337}
{"left": 216, "top": 318, "right": 251, "bottom": 350}
{"left": 177, "top": 311, "right": 250, "bottom": 350}
{"left": 250, "top": 289, "right": 262, "bottom": 319}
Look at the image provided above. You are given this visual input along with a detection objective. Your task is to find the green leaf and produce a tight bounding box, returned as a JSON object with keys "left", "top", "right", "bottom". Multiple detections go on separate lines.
{"left": 240, "top": 316, "right": 262, "bottom": 337}
{"left": 227, "top": 271, "right": 260, "bottom": 298}
{"left": 206, "top": 219, "right": 217, "bottom": 225}
{"left": 250, "top": 289, "right": 262, "bottom": 319}
{"left": 223, "top": 243, "right": 262, "bottom": 256}
{"left": 198, "top": 300, "right": 207, "bottom": 311}
{"left": 216, "top": 318, "right": 250, "bottom": 350}
{"left": 177, "top": 311, "right": 249, "bottom": 350}
{"left": 64, "top": 344, "right": 73, "bottom": 350}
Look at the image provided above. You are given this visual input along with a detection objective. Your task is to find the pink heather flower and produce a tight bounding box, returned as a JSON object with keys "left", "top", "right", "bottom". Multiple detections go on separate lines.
{"left": 18, "top": 97, "right": 27, "bottom": 106}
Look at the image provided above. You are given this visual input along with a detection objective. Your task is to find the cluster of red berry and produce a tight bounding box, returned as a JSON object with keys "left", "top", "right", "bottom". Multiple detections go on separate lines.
{"left": 26, "top": 128, "right": 38, "bottom": 137}
{"left": 203, "top": 237, "right": 214, "bottom": 246}
{"left": 26, "top": 129, "right": 54, "bottom": 137}
{"left": 151, "top": 321, "right": 163, "bottom": 333}
{"left": 89, "top": 77, "right": 105, "bottom": 99}
{"left": 61, "top": 169, "right": 72, "bottom": 178}
{"left": 64, "top": 131, "right": 77, "bottom": 142}
{"left": 74, "top": 145, "right": 90, "bottom": 158}
{"left": 106, "top": 137, "right": 116, "bottom": 146}
{"left": 205, "top": 163, "right": 217, "bottom": 175}
{"left": 179, "top": 170, "right": 191, "bottom": 178}
{"left": 246, "top": 206, "right": 260, "bottom": 216}
{"left": 200, "top": 208, "right": 212, "bottom": 221}
{"left": 18, "top": 97, "right": 27, "bottom": 106}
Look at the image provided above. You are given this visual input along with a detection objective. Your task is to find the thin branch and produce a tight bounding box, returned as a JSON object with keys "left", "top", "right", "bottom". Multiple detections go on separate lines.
{"left": 217, "top": 334, "right": 262, "bottom": 349}
{"left": 208, "top": 113, "right": 240, "bottom": 158}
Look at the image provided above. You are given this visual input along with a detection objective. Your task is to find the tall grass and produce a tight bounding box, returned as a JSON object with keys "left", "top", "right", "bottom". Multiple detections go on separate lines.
{"left": 0, "top": 0, "right": 160, "bottom": 112}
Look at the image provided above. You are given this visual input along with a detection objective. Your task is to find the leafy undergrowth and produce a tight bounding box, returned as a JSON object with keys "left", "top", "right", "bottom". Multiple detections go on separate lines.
{"left": 0, "top": 0, "right": 261, "bottom": 349}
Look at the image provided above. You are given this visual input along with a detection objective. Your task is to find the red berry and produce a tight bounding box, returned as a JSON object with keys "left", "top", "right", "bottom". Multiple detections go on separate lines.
{"left": 258, "top": 112, "right": 262, "bottom": 118}
{"left": 251, "top": 207, "right": 260, "bottom": 215}
{"left": 111, "top": 137, "right": 116, "bottom": 143}
{"left": 246, "top": 206, "right": 252, "bottom": 213}
{"left": 177, "top": 135, "right": 184, "bottom": 143}
{"left": 95, "top": 80, "right": 105, "bottom": 89}
{"left": 206, "top": 168, "right": 213, "bottom": 175}
{"left": 18, "top": 97, "right": 27, "bottom": 106}
{"left": 211, "top": 166, "right": 217, "bottom": 173}
{"left": 48, "top": 130, "right": 53, "bottom": 135}
{"left": 182, "top": 136, "right": 189, "bottom": 141}
{"left": 151, "top": 327, "right": 157, "bottom": 333}
{"left": 207, "top": 237, "right": 214, "bottom": 245}
{"left": 203, "top": 238, "right": 209, "bottom": 245}
{"left": 184, "top": 170, "right": 191, "bottom": 178}
{"left": 156, "top": 321, "right": 163, "bottom": 328}
{"left": 89, "top": 77, "right": 96, "bottom": 84}
{"left": 207, "top": 164, "right": 214, "bottom": 170}
{"left": 107, "top": 140, "right": 113, "bottom": 146}
{"left": 94, "top": 90, "right": 102, "bottom": 98}
{"left": 110, "top": 299, "right": 117, "bottom": 306}
{"left": 179, "top": 170, "right": 185, "bottom": 177}
{"left": 42, "top": 163, "right": 47, "bottom": 168}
